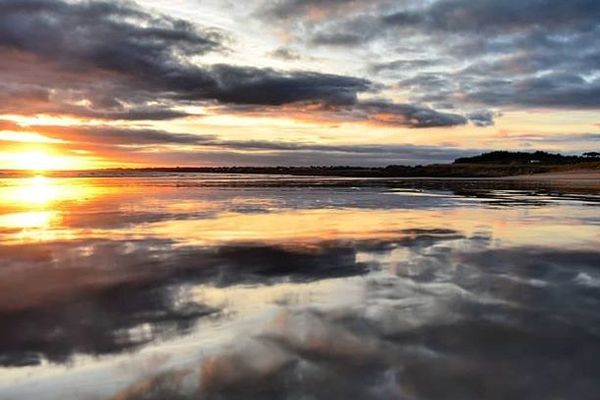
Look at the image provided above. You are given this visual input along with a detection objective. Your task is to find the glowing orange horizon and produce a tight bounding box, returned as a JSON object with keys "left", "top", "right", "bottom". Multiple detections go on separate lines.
{"left": 0, "top": 147, "right": 140, "bottom": 171}
{"left": 0, "top": 149, "right": 94, "bottom": 171}
{"left": 1, "top": 107, "right": 599, "bottom": 171}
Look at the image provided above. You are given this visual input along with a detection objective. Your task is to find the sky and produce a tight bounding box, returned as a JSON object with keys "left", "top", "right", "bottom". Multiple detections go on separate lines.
{"left": 0, "top": 0, "right": 599, "bottom": 169}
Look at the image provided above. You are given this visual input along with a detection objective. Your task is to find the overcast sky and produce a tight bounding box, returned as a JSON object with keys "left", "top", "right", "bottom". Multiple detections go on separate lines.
{"left": 0, "top": 0, "right": 599, "bottom": 168}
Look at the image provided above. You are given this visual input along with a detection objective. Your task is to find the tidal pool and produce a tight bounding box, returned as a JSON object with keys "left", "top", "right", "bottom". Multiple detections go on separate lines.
{"left": 0, "top": 175, "right": 599, "bottom": 399}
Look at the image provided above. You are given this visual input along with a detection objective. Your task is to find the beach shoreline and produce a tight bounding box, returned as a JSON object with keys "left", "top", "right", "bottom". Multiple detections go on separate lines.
{"left": 503, "top": 169, "right": 600, "bottom": 188}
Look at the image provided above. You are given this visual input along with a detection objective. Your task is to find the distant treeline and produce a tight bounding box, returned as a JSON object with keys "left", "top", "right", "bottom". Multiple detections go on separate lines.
{"left": 454, "top": 151, "right": 600, "bottom": 165}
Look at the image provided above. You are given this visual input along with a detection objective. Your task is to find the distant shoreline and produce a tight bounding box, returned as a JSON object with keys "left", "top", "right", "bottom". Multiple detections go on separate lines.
{"left": 503, "top": 169, "right": 600, "bottom": 188}
{"left": 1, "top": 162, "right": 599, "bottom": 180}
{"left": 2, "top": 151, "right": 599, "bottom": 181}
{"left": 1, "top": 165, "right": 598, "bottom": 192}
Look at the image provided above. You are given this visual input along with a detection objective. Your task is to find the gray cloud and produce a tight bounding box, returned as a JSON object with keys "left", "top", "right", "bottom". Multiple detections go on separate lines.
{"left": 0, "top": 121, "right": 477, "bottom": 165}
{"left": 220, "top": 98, "right": 479, "bottom": 128}
{"left": 381, "top": 0, "right": 600, "bottom": 33}
{"left": 467, "top": 110, "right": 495, "bottom": 127}
{"left": 356, "top": 100, "right": 469, "bottom": 128}
{"left": 272, "top": 0, "right": 600, "bottom": 110}
{"left": 202, "top": 65, "right": 371, "bottom": 106}
{"left": 259, "top": 0, "right": 371, "bottom": 20}
{"left": 302, "top": 0, "right": 600, "bottom": 43}
{"left": 0, "top": 0, "right": 375, "bottom": 119}
{"left": 368, "top": 58, "right": 439, "bottom": 74}
{"left": 0, "top": 0, "right": 222, "bottom": 61}
{"left": 269, "top": 47, "right": 302, "bottom": 60}
{"left": 462, "top": 73, "right": 600, "bottom": 109}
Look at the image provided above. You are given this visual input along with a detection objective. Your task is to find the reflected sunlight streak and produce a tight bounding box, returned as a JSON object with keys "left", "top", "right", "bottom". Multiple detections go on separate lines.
{"left": 0, "top": 176, "right": 102, "bottom": 243}
{"left": 0, "top": 211, "right": 57, "bottom": 229}
{"left": 1, "top": 176, "right": 96, "bottom": 207}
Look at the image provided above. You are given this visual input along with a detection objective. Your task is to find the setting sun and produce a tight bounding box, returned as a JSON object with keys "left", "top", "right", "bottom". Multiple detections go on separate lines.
{"left": 0, "top": 150, "right": 87, "bottom": 171}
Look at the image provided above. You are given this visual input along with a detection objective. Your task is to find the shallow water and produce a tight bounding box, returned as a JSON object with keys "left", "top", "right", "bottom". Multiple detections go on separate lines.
{"left": 0, "top": 174, "right": 599, "bottom": 400}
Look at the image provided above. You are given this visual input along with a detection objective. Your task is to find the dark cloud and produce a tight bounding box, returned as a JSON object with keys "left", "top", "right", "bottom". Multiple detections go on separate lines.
{"left": 269, "top": 47, "right": 302, "bottom": 60}
{"left": 0, "top": 0, "right": 222, "bottom": 87}
{"left": 467, "top": 110, "right": 495, "bottom": 127}
{"left": 64, "top": 107, "right": 193, "bottom": 121}
{"left": 301, "top": 0, "right": 600, "bottom": 42}
{"left": 355, "top": 100, "right": 469, "bottom": 128}
{"left": 381, "top": 0, "right": 600, "bottom": 33}
{"left": 277, "top": 0, "right": 600, "bottom": 110}
{"left": 0, "top": 0, "right": 376, "bottom": 120}
{"left": 202, "top": 65, "right": 371, "bottom": 106}
{"left": 221, "top": 97, "right": 481, "bottom": 128}
{"left": 462, "top": 73, "right": 600, "bottom": 109}
{"left": 0, "top": 0, "right": 217, "bottom": 119}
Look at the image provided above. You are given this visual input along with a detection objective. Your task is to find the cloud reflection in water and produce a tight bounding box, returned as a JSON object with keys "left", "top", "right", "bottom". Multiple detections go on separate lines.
{"left": 0, "top": 176, "right": 599, "bottom": 399}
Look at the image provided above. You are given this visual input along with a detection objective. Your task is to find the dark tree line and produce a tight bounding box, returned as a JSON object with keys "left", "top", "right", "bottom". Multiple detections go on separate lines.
{"left": 454, "top": 151, "right": 600, "bottom": 165}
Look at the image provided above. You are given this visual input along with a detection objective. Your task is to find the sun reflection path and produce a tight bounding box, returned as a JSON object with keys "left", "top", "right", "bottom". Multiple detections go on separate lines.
{"left": 0, "top": 210, "right": 57, "bottom": 229}
{"left": 0, "top": 176, "right": 99, "bottom": 242}
{"left": 0, "top": 175, "right": 98, "bottom": 208}
{"left": 10, "top": 175, "right": 62, "bottom": 206}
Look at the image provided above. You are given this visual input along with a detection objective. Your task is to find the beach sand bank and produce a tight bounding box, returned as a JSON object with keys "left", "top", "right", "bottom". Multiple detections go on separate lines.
{"left": 504, "top": 169, "right": 600, "bottom": 188}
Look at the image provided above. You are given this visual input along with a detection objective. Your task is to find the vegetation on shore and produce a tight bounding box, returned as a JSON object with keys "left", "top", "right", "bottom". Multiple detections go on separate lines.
{"left": 454, "top": 151, "right": 600, "bottom": 165}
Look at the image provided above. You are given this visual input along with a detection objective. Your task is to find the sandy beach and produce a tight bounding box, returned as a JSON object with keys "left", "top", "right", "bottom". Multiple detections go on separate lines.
{"left": 505, "top": 169, "right": 600, "bottom": 188}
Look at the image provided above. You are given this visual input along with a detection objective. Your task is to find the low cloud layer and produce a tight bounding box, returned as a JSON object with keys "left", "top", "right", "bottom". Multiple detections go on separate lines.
{"left": 0, "top": 120, "right": 479, "bottom": 166}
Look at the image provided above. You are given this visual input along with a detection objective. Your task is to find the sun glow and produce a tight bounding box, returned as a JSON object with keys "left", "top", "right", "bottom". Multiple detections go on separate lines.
{"left": 0, "top": 150, "right": 86, "bottom": 171}
{"left": 0, "top": 131, "right": 64, "bottom": 144}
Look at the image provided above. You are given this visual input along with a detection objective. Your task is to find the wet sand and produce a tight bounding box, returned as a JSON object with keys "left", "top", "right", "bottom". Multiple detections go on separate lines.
{"left": 505, "top": 169, "right": 600, "bottom": 188}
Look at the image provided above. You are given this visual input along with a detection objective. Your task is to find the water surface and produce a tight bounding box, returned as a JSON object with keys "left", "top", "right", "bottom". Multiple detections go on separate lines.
{"left": 0, "top": 174, "right": 599, "bottom": 399}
